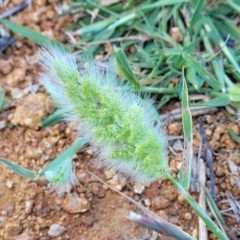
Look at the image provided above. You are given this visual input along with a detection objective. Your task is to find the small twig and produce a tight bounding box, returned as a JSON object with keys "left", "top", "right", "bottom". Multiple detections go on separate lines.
{"left": 161, "top": 106, "right": 218, "bottom": 121}
{"left": 198, "top": 117, "right": 217, "bottom": 201}
{"left": 200, "top": 35, "right": 231, "bottom": 64}
{"left": 73, "top": 35, "right": 153, "bottom": 45}
{"left": 0, "top": 0, "right": 32, "bottom": 19}
{"left": 225, "top": 191, "right": 240, "bottom": 220}
{"left": 226, "top": 158, "right": 240, "bottom": 189}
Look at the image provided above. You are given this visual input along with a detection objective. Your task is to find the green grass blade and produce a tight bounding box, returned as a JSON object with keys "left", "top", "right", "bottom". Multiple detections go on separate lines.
{"left": 141, "top": 0, "right": 187, "bottom": 10}
{"left": 0, "top": 89, "right": 8, "bottom": 112}
{"left": 227, "top": 0, "right": 240, "bottom": 13}
{"left": 107, "top": 13, "right": 136, "bottom": 30}
{"left": 203, "top": 16, "right": 240, "bottom": 72}
{"left": 213, "top": 18, "right": 240, "bottom": 41}
{"left": 186, "top": 66, "right": 198, "bottom": 90}
{"left": 41, "top": 109, "right": 65, "bottom": 127}
{"left": 0, "top": 19, "right": 67, "bottom": 49}
{"left": 114, "top": 46, "right": 141, "bottom": 89}
{"left": 38, "top": 137, "right": 88, "bottom": 177}
{"left": 228, "top": 85, "right": 240, "bottom": 102}
{"left": 74, "top": 19, "right": 114, "bottom": 35}
{"left": 228, "top": 129, "right": 240, "bottom": 143}
{"left": 190, "top": 0, "right": 205, "bottom": 27}
{"left": 167, "top": 174, "right": 228, "bottom": 240}
{"left": 0, "top": 158, "right": 37, "bottom": 179}
{"left": 179, "top": 68, "right": 193, "bottom": 190}
{"left": 182, "top": 52, "right": 222, "bottom": 91}
{"left": 205, "top": 187, "right": 227, "bottom": 230}
{"left": 183, "top": 37, "right": 202, "bottom": 53}
{"left": 201, "top": 29, "right": 225, "bottom": 87}
{"left": 191, "top": 96, "right": 230, "bottom": 107}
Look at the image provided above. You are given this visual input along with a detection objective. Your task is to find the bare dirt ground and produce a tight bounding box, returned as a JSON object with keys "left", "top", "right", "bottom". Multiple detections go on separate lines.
{"left": 0, "top": 1, "right": 240, "bottom": 240}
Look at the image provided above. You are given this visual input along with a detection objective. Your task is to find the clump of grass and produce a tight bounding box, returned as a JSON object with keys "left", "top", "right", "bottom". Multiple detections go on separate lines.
{"left": 68, "top": 0, "right": 240, "bottom": 111}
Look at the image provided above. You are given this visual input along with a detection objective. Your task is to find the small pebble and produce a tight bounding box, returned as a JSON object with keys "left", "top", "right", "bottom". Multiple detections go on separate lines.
{"left": 184, "top": 212, "right": 192, "bottom": 220}
{"left": 168, "top": 122, "right": 182, "bottom": 135}
{"left": 6, "top": 180, "right": 14, "bottom": 189}
{"left": 5, "top": 222, "right": 22, "bottom": 237}
{"left": 25, "top": 200, "right": 34, "bottom": 215}
{"left": 76, "top": 171, "right": 90, "bottom": 184}
{"left": 4, "top": 202, "right": 15, "bottom": 216}
{"left": 104, "top": 168, "right": 116, "bottom": 180}
{"left": 170, "top": 27, "right": 182, "bottom": 42}
{"left": 6, "top": 68, "right": 25, "bottom": 87}
{"left": 0, "top": 120, "right": 6, "bottom": 129}
{"left": 62, "top": 193, "right": 90, "bottom": 213}
{"left": 143, "top": 198, "right": 151, "bottom": 207}
{"left": 107, "top": 174, "right": 127, "bottom": 191}
{"left": 80, "top": 215, "right": 95, "bottom": 226}
{"left": 152, "top": 196, "right": 171, "bottom": 210}
{"left": 48, "top": 224, "right": 66, "bottom": 237}
{"left": 11, "top": 93, "right": 54, "bottom": 130}
{"left": 13, "top": 232, "right": 32, "bottom": 240}
{"left": 133, "top": 183, "right": 145, "bottom": 194}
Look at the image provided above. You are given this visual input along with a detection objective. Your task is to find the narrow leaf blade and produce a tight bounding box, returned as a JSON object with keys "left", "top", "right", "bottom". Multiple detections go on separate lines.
{"left": 38, "top": 137, "right": 88, "bottom": 177}
{"left": 114, "top": 46, "right": 141, "bottom": 89}
{"left": 182, "top": 52, "right": 222, "bottom": 91}
{"left": 0, "top": 19, "right": 67, "bottom": 49}
{"left": 0, "top": 158, "right": 37, "bottom": 179}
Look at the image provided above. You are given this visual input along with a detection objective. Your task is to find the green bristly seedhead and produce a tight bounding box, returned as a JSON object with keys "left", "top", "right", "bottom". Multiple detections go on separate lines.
{"left": 39, "top": 46, "right": 168, "bottom": 183}
{"left": 44, "top": 157, "right": 78, "bottom": 196}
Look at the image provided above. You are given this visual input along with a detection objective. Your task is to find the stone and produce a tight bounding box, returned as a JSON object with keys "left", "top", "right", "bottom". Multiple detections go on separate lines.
{"left": 0, "top": 120, "right": 6, "bottom": 129}
{"left": 104, "top": 168, "right": 116, "bottom": 180}
{"left": 161, "top": 188, "right": 178, "bottom": 201}
{"left": 5, "top": 180, "right": 14, "bottom": 189}
{"left": 143, "top": 198, "right": 151, "bottom": 207}
{"left": 170, "top": 27, "right": 182, "bottom": 42}
{"left": 13, "top": 233, "right": 32, "bottom": 240}
{"left": 90, "top": 182, "right": 105, "bottom": 198}
{"left": 168, "top": 122, "right": 182, "bottom": 136}
{"left": 184, "top": 212, "right": 192, "bottom": 220}
{"left": 48, "top": 224, "right": 66, "bottom": 237}
{"left": 5, "top": 222, "right": 22, "bottom": 237}
{"left": 25, "top": 200, "right": 34, "bottom": 214}
{"left": 4, "top": 202, "right": 15, "bottom": 216}
{"left": 107, "top": 174, "right": 127, "bottom": 191}
{"left": 11, "top": 93, "right": 54, "bottom": 130}
{"left": 0, "top": 59, "right": 13, "bottom": 75}
{"left": 133, "top": 183, "right": 145, "bottom": 194}
{"left": 152, "top": 196, "right": 171, "bottom": 210}
{"left": 80, "top": 215, "right": 95, "bottom": 226}
{"left": 76, "top": 171, "right": 90, "bottom": 184}
{"left": 6, "top": 68, "right": 25, "bottom": 87}
{"left": 62, "top": 193, "right": 90, "bottom": 213}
